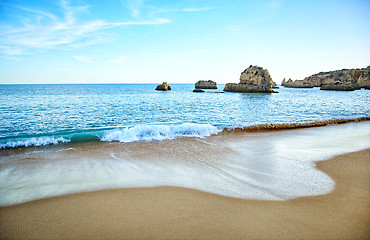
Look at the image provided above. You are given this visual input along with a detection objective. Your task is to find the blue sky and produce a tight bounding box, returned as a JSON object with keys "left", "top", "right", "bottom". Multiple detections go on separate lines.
{"left": 0, "top": 0, "right": 369, "bottom": 84}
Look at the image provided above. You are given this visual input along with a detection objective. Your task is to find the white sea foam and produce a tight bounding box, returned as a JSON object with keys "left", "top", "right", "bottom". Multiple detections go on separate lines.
{"left": 0, "top": 124, "right": 219, "bottom": 149}
{"left": 101, "top": 123, "right": 220, "bottom": 142}
{"left": 0, "top": 136, "right": 70, "bottom": 149}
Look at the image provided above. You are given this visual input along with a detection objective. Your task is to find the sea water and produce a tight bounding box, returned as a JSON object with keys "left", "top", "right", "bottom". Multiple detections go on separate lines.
{"left": 0, "top": 84, "right": 369, "bottom": 206}
{"left": 0, "top": 84, "right": 369, "bottom": 148}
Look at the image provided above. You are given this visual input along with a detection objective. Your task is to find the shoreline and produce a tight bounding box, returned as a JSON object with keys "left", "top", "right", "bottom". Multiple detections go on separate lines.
{"left": 1, "top": 149, "right": 369, "bottom": 240}
{"left": 1, "top": 116, "right": 369, "bottom": 150}
{"left": 222, "top": 116, "right": 370, "bottom": 133}
{"left": 1, "top": 121, "right": 369, "bottom": 206}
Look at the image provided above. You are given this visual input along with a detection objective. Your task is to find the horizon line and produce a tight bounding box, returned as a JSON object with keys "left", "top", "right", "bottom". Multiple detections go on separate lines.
{"left": 0, "top": 82, "right": 231, "bottom": 85}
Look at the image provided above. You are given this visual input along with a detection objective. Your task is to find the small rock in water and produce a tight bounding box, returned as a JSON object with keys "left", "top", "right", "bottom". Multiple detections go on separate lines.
{"left": 155, "top": 82, "right": 171, "bottom": 91}
{"left": 195, "top": 80, "right": 217, "bottom": 89}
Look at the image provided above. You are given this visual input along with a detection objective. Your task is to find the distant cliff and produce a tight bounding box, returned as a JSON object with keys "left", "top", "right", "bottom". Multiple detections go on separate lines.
{"left": 303, "top": 66, "right": 369, "bottom": 90}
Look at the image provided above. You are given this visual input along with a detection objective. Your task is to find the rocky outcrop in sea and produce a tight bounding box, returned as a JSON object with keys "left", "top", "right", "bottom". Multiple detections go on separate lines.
{"left": 195, "top": 80, "right": 217, "bottom": 89}
{"left": 303, "top": 66, "right": 369, "bottom": 91}
{"left": 224, "top": 65, "right": 274, "bottom": 93}
{"left": 283, "top": 79, "right": 313, "bottom": 88}
{"left": 281, "top": 78, "right": 287, "bottom": 86}
{"left": 320, "top": 80, "right": 360, "bottom": 91}
{"left": 318, "top": 70, "right": 360, "bottom": 91}
{"left": 281, "top": 78, "right": 293, "bottom": 87}
{"left": 155, "top": 82, "right": 171, "bottom": 91}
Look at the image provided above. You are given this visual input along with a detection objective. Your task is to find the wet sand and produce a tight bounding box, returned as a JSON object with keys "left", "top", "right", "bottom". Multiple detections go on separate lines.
{"left": 1, "top": 149, "right": 369, "bottom": 240}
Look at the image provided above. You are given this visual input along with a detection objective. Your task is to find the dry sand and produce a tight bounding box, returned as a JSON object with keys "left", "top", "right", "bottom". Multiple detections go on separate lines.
{"left": 1, "top": 149, "right": 369, "bottom": 240}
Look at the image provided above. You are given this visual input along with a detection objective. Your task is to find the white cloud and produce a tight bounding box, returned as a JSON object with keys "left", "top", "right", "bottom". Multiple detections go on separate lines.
{"left": 15, "top": 6, "right": 58, "bottom": 21}
{"left": 0, "top": 46, "right": 25, "bottom": 55}
{"left": 75, "top": 56, "right": 94, "bottom": 62}
{"left": 0, "top": 1, "right": 169, "bottom": 55}
{"left": 107, "top": 18, "right": 170, "bottom": 27}
{"left": 0, "top": 1, "right": 212, "bottom": 56}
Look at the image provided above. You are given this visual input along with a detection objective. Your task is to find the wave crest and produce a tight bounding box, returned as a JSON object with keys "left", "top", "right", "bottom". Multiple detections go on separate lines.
{"left": 101, "top": 123, "right": 220, "bottom": 142}
{"left": 0, "top": 136, "right": 70, "bottom": 149}
{"left": 1, "top": 118, "right": 368, "bottom": 149}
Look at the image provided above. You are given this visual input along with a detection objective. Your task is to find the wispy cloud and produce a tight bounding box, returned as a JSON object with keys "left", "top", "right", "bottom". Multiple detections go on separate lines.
{"left": 74, "top": 56, "right": 94, "bottom": 62}
{"left": 151, "top": 7, "right": 214, "bottom": 15}
{"left": 107, "top": 18, "right": 169, "bottom": 27}
{"left": 0, "top": 0, "right": 169, "bottom": 55}
{"left": 15, "top": 6, "right": 58, "bottom": 21}
{"left": 122, "top": 0, "right": 214, "bottom": 18}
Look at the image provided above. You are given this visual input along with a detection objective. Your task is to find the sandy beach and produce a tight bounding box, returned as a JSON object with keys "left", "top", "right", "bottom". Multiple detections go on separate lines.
{"left": 1, "top": 147, "right": 369, "bottom": 240}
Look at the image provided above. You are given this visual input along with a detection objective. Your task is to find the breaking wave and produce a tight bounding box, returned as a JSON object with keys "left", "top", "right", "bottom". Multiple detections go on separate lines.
{"left": 101, "top": 123, "right": 220, "bottom": 142}
{"left": 0, "top": 136, "right": 70, "bottom": 149}
{"left": 0, "top": 123, "right": 220, "bottom": 149}
{"left": 1, "top": 118, "right": 369, "bottom": 150}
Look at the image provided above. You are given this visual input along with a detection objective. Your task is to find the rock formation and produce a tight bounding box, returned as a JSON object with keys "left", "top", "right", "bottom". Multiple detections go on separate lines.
{"left": 357, "top": 66, "right": 370, "bottom": 89}
{"left": 303, "top": 75, "right": 323, "bottom": 87}
{"left": 223, "top": 65, "right": 274, "bottom": 93}
{"left": 283, "top": 78, "right": 293, "bottom": 87}
{"left": 195, "top": 80, "right": 217, "bottom": 89}
{"left": 302, "top": 67, "right": 369, "bottom": 90}
{"left": 319, "top": 70, "right": 360, "bottom": 91}
{"left": 155, "top": 82, "right": 171, "bottom": 91}
{"left": 281, "top": 78, "right": 286, "bottom": 86}
{"left": 283, "top": 79, "right": 313, "bottom": 88}
{"left": 320, "top": 81, "right": 360, "bottom": 91}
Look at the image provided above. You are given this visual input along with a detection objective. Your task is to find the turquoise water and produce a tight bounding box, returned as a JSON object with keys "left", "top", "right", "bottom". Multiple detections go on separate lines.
{"left": 0, "top": 84, "right": 369, "bottom": 148}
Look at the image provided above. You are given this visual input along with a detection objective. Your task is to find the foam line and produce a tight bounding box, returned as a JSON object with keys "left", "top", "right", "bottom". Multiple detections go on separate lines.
{"left": 0, "top": 136, "right": 70, "bottom": 149}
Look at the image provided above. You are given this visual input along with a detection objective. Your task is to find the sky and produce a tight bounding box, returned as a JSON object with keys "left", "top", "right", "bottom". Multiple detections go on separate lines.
{"left": 0, "top": 0, "right": 369, "bottom": 84}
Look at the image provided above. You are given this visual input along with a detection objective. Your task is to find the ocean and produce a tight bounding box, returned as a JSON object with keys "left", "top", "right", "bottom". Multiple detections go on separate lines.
{"left": 0, "top": 84, "right": 369, "bottom": 148}
{"left": 0, "top": 84, "right": 369, "bottom": 206}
